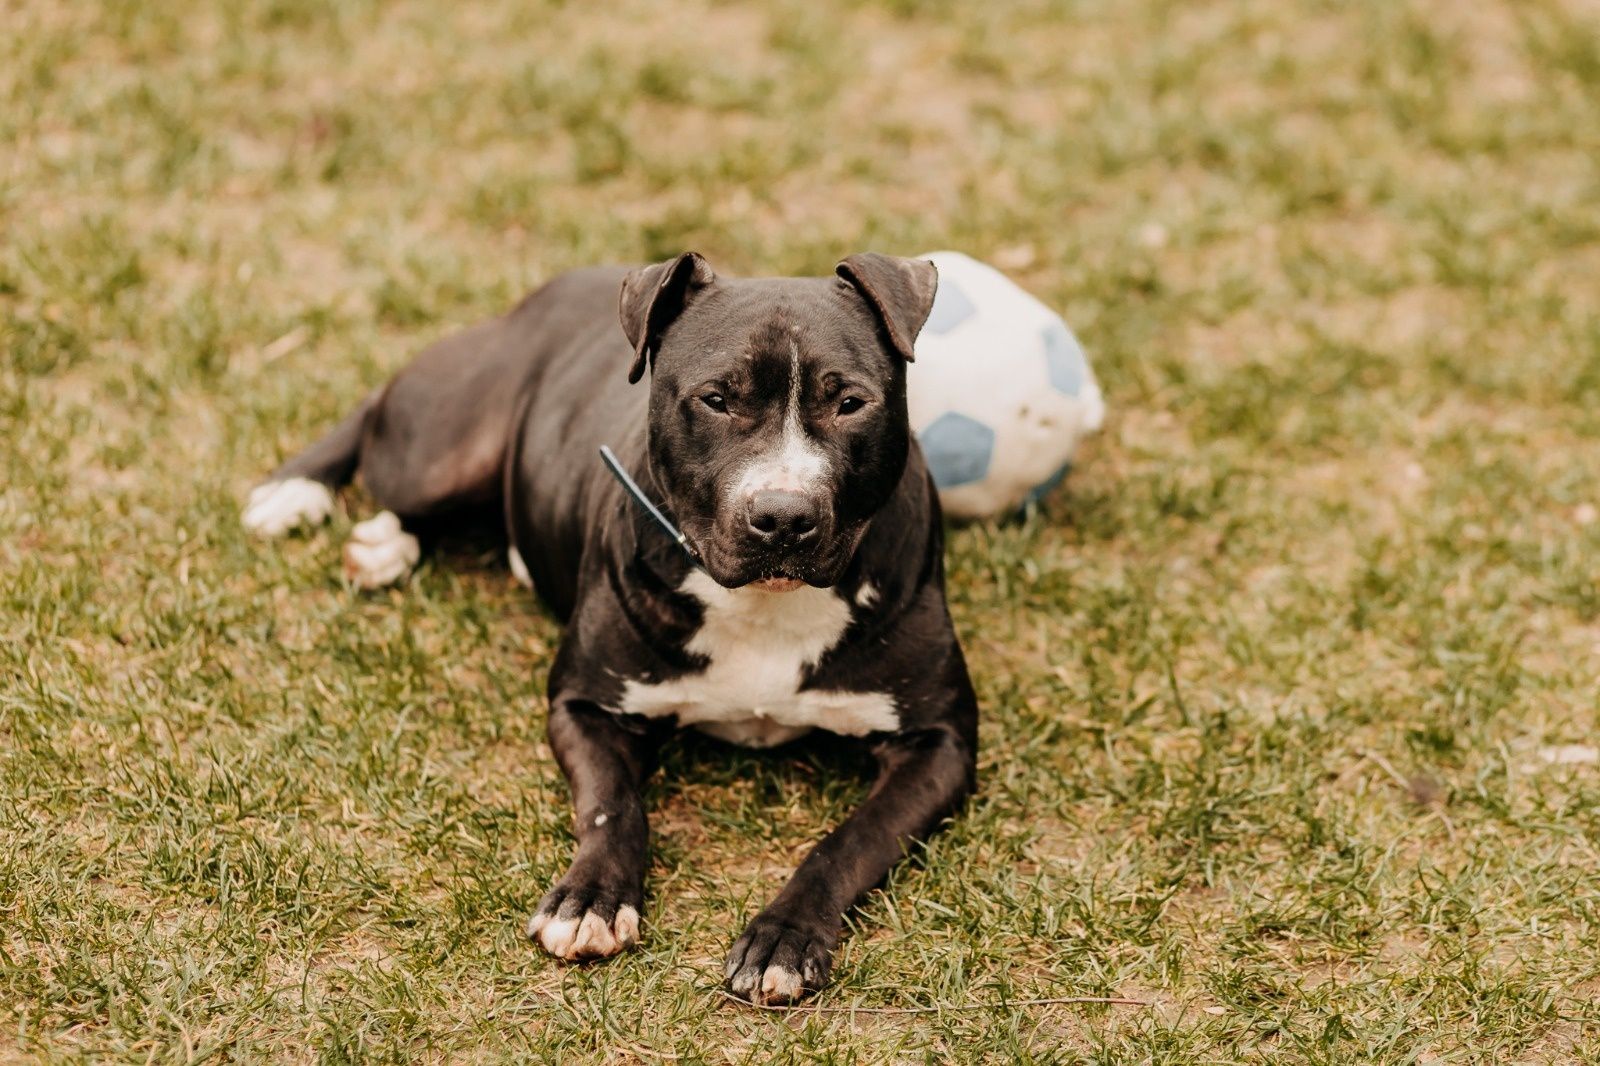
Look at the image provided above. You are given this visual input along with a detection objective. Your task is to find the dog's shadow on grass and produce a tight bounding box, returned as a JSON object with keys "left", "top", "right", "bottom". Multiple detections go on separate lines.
{"left": 405, "top": 502, "right": 511, "bottom": 572}
{"left": 648, "top": 729, "right": 879, "bottom": 836}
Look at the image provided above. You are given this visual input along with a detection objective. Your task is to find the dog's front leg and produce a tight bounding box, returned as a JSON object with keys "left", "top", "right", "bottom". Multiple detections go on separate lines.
{"left": 528, "top": 699, "right": 665, "bottom": 961}
{"left": 725, "top": 725, "right": 976, "bottom": 1004}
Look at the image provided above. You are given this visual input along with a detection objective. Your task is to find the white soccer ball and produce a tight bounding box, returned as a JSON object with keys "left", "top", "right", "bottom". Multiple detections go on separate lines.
{"left": 909, "top": 251, "right": 1106, "bottom": 520}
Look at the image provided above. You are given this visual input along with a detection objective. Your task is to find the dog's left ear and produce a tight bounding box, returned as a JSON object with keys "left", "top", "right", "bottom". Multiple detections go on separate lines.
{"left": 835, "top": 253, "right": 939, "bottom": 363}
{"left": 620, "top": 252, "right": 716, "bottom": 384}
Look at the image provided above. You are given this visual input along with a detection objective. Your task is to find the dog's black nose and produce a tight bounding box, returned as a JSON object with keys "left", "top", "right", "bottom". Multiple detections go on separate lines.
{"left": 746, "top": 490, "right": 819, "bottom": 546}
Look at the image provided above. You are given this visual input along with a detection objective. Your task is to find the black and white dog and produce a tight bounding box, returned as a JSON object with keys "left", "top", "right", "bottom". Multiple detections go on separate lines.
{"left": 244, "top": 253, "right": 979, "bottom": 1004}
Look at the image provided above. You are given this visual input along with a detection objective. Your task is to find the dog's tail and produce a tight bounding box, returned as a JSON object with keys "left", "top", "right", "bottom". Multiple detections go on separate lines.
{"left": 241, "top": 388, "right": 380, "bottom": 537}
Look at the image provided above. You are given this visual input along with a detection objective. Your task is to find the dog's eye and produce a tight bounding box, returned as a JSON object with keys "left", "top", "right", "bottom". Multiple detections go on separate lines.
{"left": 700, "top": 392, "right": 728, "bottom": 413}
{"left": 837, "top": 396, "right": 867, "bottom": 416}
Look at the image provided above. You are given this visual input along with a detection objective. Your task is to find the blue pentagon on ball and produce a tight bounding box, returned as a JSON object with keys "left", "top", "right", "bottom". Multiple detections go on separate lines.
{"left": 920, "top": 411, "right": 995, "bottom": 488}
{"left": 923, "top": 278, "right": 977, "bottom": 335}
{"left": 1041, "top": 321, "right": 1086, "bottom": 396}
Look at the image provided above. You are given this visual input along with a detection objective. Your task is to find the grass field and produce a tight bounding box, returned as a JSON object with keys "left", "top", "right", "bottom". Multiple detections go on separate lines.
{"left": 5, "top": 0, "right": 1600, "bottom": 1060}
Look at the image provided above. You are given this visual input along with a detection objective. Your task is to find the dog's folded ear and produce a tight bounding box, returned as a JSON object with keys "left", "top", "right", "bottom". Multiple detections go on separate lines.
{"left": 835, "top": 253, "right": 939, "bottom": 364}
{"left": 619, "top": 252, "right": 716, "bottom": 384}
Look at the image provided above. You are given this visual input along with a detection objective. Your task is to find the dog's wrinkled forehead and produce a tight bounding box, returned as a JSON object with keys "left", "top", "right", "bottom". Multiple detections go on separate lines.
{"left": 618, "top": 251, "right": 937, "bottom": 386}
{"left": 658, "top": 279, "right": 889, "bottom": 390}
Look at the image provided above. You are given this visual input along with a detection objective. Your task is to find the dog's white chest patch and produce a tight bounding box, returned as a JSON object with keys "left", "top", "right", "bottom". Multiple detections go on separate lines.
{"left": 619, "top": 572, "right": 897, "bottom": 747}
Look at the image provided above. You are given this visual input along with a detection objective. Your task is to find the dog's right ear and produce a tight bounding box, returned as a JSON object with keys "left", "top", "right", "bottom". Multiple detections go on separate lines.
{"left": 619, "top": 252, "right": 716, "bottom": 384}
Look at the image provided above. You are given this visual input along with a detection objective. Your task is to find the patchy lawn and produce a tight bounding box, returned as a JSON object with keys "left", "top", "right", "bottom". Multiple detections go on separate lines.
{"left": 4, "top": 0, "right": 1600, "bottom": 1060}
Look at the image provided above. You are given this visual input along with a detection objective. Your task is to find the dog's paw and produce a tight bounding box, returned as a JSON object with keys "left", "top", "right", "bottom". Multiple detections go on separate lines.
{"left": 341, "top": 511, "right": 420, "bottom": 588}
{"left": 724, "top": 913, "right": 833, "bottom": 1005}
{"left": 527, "top": 881, "right": 641, "bottom": 962}
{"left": 242, "top": 477, "right": 335, "bottom": 538}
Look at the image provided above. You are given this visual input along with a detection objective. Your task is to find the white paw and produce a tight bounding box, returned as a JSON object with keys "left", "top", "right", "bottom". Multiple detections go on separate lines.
{"left": 242, "top": 477, "right": 335, "bottom": 537}
{"left": 724, "top": 914, "right": 831, "bottom": 1004}
{"left": 751, "top": 965, "right": 803, "bottom": 1003}
{"left": 341, "top": 511, "right": 420, "bottom": 588}
{"left": 527, "top": 904, "right": 640, "bottom": 961}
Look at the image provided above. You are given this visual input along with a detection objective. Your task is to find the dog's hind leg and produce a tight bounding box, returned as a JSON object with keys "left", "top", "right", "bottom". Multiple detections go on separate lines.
{"left": 242, "top": 389, "right": 380, "bottom": 538}
{"left": 245, "top": 316, "right": 535, "bottom": 587}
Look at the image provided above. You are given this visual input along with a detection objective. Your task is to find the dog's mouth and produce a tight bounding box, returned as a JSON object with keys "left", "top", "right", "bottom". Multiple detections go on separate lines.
{"left": 710, "top": 550, "right": 855, "bottom": 592}
{"left": 681, "top": 525, "right": 826, "bottom": 591}
{"left": 748, "top": 574, "right": 805, "bottom": 593}
{"left": 703, "top": 551, "right": 826, "bottom": 591}
{"left": 689, "top": 518, "right": 874, "bottom": 593}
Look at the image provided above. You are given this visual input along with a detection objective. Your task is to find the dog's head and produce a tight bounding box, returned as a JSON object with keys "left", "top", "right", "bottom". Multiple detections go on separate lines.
{"left": 619, "top": 252, "right": 937, "bottom": 591}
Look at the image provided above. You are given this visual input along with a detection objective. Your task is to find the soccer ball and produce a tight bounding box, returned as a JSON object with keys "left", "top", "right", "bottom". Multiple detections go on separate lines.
{"left": 909, "top": 251, "right": 1105, "bottom": 521}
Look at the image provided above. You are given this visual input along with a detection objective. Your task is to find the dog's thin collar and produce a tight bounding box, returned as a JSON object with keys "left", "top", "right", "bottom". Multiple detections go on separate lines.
{"left": 599, "top": 445, "right": 701, "bottom": 567}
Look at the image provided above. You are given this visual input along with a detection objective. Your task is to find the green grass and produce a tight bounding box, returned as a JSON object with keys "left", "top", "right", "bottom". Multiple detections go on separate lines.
{"left": 4, "top": 0, "right": 1600, "bottom": 1060}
